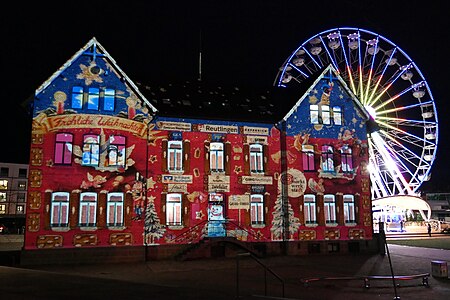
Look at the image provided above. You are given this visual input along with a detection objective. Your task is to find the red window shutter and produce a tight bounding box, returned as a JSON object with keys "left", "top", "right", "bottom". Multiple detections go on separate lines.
{"left": 298, "top": 195, "right": 305, "bottom": 225}
{"left": 125, "top": 193, "right": 133, "bottom": 227}
{"left": 204, "top": 141, "right": 210, "bottom": 175}
{"left": 336, "top": 194, "right": 344, "bottom": 226}
{"left": 182, "top": 193, "right": 190, "bottom": 227}
{"left": 354, "top": 194, "right": 360, "bottom": 225}
{"left": 161, "top": 139, "right": 168, "bottom": 173}
{"left": 263, "top": 144, "right": 269, "bottom": 175}
{"left": 225, "top": 142, "right": 232, "bottom": 175}
{"left": 183, "top": 140, "right": 191, "bottom": 173}
{"left": 243, "top": 144, "right": 250, "bottom": 175}
{"left": 97, "top": 193, "right": 107, "bottom": 229}
{"left": 43, "top": 192, "right": 51, "bottom": 230}
{"left": 160, "top": 193, "right": 167, "bottom": 225}
{"left": 317, "top": 194, "right": 325, "bottom": 226}
{"left": 69, "top": 193, "right": 79, "bottom": 229}
{"left": 264, "top": 193, "right": 270, "bottom": 225}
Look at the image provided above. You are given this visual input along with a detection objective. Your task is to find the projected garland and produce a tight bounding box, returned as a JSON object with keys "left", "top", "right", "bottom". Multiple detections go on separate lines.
{"left": 275, "top": 27, "right": 438, "bottom": 199}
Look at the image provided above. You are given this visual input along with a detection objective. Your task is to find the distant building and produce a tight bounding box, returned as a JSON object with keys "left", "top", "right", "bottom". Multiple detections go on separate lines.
{"left": 0, "top": 162, "right": 28, "bottom": 233}
{"left": 22, "top": 38, "right": 374, "bottom": 264}
{"left": 424, "top": 193, "right": 450, "bottom": 222}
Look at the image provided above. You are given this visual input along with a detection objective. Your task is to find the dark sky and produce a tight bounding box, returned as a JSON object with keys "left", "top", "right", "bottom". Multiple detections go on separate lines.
{"left": 2, "top": 0, "right": 448, "bottom": 192}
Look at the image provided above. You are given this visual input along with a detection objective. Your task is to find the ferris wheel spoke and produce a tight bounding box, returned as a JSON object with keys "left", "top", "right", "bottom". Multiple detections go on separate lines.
{"left": 376, "top": 116, "right": 436, "bottom": 128}
{"left": 379, "top": 130, "right": 425, "bottom": 163}
{"left": 377, "top": 120, "right": 434, "bottom": 148}
{"left": 377, "top": 100, "right": 431, "bottom": 115}
{"left": 374, "top": 81, "right": 425, "bottom": 111}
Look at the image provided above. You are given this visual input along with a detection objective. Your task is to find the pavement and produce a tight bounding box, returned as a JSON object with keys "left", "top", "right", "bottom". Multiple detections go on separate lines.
{"left": 0, "top": 241, "right": 448, "bottom": 300}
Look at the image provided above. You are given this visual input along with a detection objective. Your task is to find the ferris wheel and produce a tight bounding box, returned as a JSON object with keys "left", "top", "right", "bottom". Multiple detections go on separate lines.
{"left": 274, "top": 27, "right": 438, "bottom": 200}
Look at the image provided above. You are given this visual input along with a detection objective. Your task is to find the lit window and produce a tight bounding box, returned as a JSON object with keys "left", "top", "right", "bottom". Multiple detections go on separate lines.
{"left": 0, "top": 204, "right": 6, "bottom": 214}
{"left": 341, "top": 145, "right": 353, "bottom": 173}
{"left": 87, "top": 88, "right": 99, "bottom": 110}
{"left": 71, "top": 86, "right": 84, "bottom": 109}
{"left": 18, "top": 181, "right": 27, "bottom": 190}
{"left": 166, "top": 193, "right": 182, "bottom": 226}
{"left": 0, "top": 192, "right": 6, "bottom": 201}
{"left": 310, "top": 105, "right": 319, "bottom": 124}
{"left": 304, "top": 194, "right": 317, "bottom": 224}
{"left": 250, "top": 144, "right": 264, "bottom": 173}
{"left": 108, "top": 136, "right": 126, "bottom": 167}
{"left": 344, "top": 194, "right": 355, "bottom": 224}
{"left": 0, "top": 180, "right": 7, "bottom": 190}
{"left": 302, "top": 145, "right": 315, "bottom": 171}
{"left": 210, "top": 142, "right": 224, "bottom": 172}
{"left": 103, "top": 89, "right": 115, "bottom": 111}
{"left": 324, "top": 194, "right": 336, "bottom": 224}
{"left": 250, "top": 194, "right": 264, "bottom": 225}
{"left": 322, "top": 105, "right": 330, "bottom": 125}
{"left": 82, "top": 134, "right": 100, "bottom": 166}
{"left": 168, "top": 141, "right": 183, "bottom": 172}
{"left": 107, "top": 193, "right": 124, "bottom": 227}
{"left": 321, "top": 145, "right": 334, "bottom": 172}
{"left": 79, "top": 192, "right": 97, "bottom": 227}
{"left": 54, "top": 133, "right": 73, "bottom": 165}
{"left": 51, "top": 192, "right": 69, "bottom": 227}
{"left": 333, "top": 106, "right": 342, "bottom": 125}
{"left": 16, "top": 205, "right": 24, "bottom": 214}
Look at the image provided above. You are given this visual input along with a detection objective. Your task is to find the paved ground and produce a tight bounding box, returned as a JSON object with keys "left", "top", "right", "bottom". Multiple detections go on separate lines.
{"left": 0, "top": 242, "right": 449, "bottom": 300}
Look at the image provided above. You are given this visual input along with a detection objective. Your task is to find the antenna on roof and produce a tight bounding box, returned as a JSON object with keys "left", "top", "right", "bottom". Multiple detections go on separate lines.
{"left": 198, "top": 29, "right": 202, "bottom": 82}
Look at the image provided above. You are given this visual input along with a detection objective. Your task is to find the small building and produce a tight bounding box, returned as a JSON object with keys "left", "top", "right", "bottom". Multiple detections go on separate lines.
{"left": 0, "top": 162, "right": 28, "bottom": 233}
{"left": 22, "top": 38, "right": 374, "bottom": 264}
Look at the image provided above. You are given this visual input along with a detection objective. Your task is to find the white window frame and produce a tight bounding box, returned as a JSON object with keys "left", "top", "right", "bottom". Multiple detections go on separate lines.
{"left": 250, "top": 194, "right": 264, "bottom": 225}
{"left": 324, "top": 194, "right": 336, "bottom": 224}
{"left": 107, "top": 192, "right": 124, "bottom": 227}
{"left": 321, "top": 105, "right": 331, "bottom": 125}
{"left": 310, "top": 105, "right": 319, "bottom": 124}
{"left": 166, "top": 193, "right": 182, "bottom": 226}
{"left": 344, "top": 194, "right": 356, "bottom": 224}
{"left": 333, "top": 106, "right": 342, "bottom": 125}
{"left": 210, "top": 142, "right": 224, "bottom": 172}
{"left": 341, "top": 145, "right": 353, "bottom": 173}
{"left": 79, "top": 192, "right": 97, "bottom": 227}
{"left": 250, "top": 144, "right": 264, "bottom": 173}
{"left": 321, "top": 145, "right": 334, "bottom": 172}
{"left": 302, "top": 145, "right": 315, "bottom": 171}
{"left": 304, "top": 194, "right": 317, "bottom": 225}
{"left": 51, "top": 192, "right": 69, "bottom": 227}
{"left": 168, "top": 140, "right": 183, "bottom": 172}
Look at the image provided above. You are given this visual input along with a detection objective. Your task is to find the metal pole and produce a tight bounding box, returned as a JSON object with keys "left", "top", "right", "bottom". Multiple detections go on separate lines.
{"left": 384, "top": 232, "right": 400, "bottom": 299}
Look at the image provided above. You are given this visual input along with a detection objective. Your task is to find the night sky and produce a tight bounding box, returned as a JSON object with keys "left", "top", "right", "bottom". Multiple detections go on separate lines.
{"left": 2, "top": 0, "right": 448, "bottom": 192}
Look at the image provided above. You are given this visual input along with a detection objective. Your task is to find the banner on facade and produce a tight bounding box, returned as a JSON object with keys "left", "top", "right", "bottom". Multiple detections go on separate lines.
{"left": 162, "top": 174, "right": 193, "bottom": 184}
{"left": 242, "top": 126, "right": 269, "bottom": 136}
{"left": 228, "top": 195, "right": 250, "bottom": 209}
{"left": 197, "top": 124, "right": 238, "bottom": 134}
{"left": 168, "top": 184, "right": 187, "bottom": 193}
{"left": 208, "top": 174, "right": 230, "bottom": 184}
{"left": 241, "top": 176, "right": 273, "bottom": 185}
{"left": 246, "top": 135, "right": 268, "bottom": 144}
{"left": 208, "top": 183, "right": 230, "bottom": 192}
{"left": 156, "top": 121, "right": 191, "bottom": 131}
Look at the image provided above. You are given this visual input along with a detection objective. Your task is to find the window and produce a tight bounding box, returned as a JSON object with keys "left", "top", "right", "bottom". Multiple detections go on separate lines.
{"left": 54, "top": 133, "right": 73, "bottom": 165}
{"left": 250, "top": 194, "right": 264, "bottom": 225}
{"left": 0, "top": 192, "right": 6, "bottom": 201}
{"left": 324, "top": 194, "right": 336, "bottom": 224}
{"left": 310, "top": 105, "right": 319, "bottom": 124}
{"left": 107, "top": 193, "right": 124, "bottom": 227}
{"left": 0, "top": 204, "right": 5, "bottom": 214}
{"left": 82, "top": 134, "right": 100, "bottom": 166}
{"left": 343, "top": 194, "right": 356, "bottom": 224}
{"left": 108, "top": 136, "right": 126, "bottom": 167}
{"left": 87, "top": 88, "right": 100, "bottom": 110}
{"left": 18, "top": 168, "right": 27, "bottom": 178}
{"left": 250, "top": 144, "right": 264, "bottom": 173}
{"left": 0, "top": 167, "right": 9, "bottom": 177}
{"left": 168, "top": 140, "right": 183, "bottom": 172}
{"left": 16, "top": 205, "right": 24, "bottom": 214}
{"left": 18, "top": 181, "right": 27, "bottom": 190}
{"left": 0, "top": 180, "right": 7, "bottom": 190}
{"left": 71, "top": 86, "right": 84, "bottom": 109}
{"left": 210, "top": 142, "right": 224, "bottom": 172}
{"left": 79, "top": 192, "right": 97, "bottom": 227}
{"left": 304, "top": 194, "right": 317, "bottom": 224}
{"left": 166, "top": 193, "right": 182, "bottom": 226}
{"left": 321, "top": 145, "right": 334, "bottom": 172}
{"left": 51, "top": 192, "right": 69, "bottom": 227}
{"left": 322, "top": 105, "right": 331, "bottom": 125}
{"left": 17, "top": 193, "right": 26, "bottom": 202}
{"left": 333, "top": 106, "right": 342, "bottom": 125}
{"left": 103, "top": 89, "right": 115, "bottom": 111}
{"left": 302, "top": 145, "right": 315, "bottom": 171}
{"left": 341, "top": 145, "right": 353, "bottom": 173}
